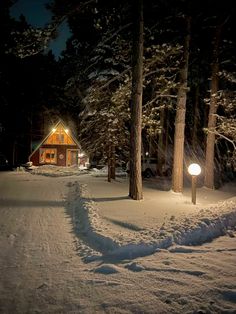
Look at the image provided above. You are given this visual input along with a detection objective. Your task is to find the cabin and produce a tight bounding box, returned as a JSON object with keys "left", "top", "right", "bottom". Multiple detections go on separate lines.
{"left": 29, "top": 120, "right": 88, "bottom": 167}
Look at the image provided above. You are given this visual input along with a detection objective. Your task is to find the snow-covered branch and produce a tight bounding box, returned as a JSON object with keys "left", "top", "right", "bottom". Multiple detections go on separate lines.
{"left": 207, "top": 129, "right": 236, "bottom": 150}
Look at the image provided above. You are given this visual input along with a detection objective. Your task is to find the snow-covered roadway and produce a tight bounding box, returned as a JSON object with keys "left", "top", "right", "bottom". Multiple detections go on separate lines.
{"left": 0, "top": 171, "right": 236, "bottom": 313}
{"left": 0, "top": 171, "right": 102, "bottom": 313}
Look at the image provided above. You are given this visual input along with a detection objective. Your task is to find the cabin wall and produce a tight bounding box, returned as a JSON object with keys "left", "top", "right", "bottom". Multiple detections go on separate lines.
{"left": 30, "top": 144, "right": 78, "bottom": 166}
{"left": 30, "top": 150, "right": 40, "bottom": 166}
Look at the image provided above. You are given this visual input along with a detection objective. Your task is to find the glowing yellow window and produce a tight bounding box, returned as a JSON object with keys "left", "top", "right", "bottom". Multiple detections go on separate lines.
{"left": 39, "top": 148, "right": 57, "bottom": 164}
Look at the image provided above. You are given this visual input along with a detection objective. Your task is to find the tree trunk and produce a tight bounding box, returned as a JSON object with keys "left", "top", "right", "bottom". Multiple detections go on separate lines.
{"left": 12, "top": 140, "right": 16, "bottom": 166}
{"left": 29, "top": 107, "right": 33, "bottom": 154}
{"left": 129, "top": 0, "right": 143, "bottom": 200}
{"left": 157, "top": 107, "right": 165, "bottom": 176}
{"left": 111, "top": 144, "right": 116, "bottom": 180}
{"left": 163, "top": 107, "right": 169, "bottom": 175}
{"left": 204, "top": 26, "right": 221, "bottom": 189}
{"left": 107, "top": 144, "right": 111, "bottom": 182}
{"left": 192, "top": 86, "right": 199, "bottom": 151}
{"left": 172, "top": 17, "right": 191, "bottom": 193}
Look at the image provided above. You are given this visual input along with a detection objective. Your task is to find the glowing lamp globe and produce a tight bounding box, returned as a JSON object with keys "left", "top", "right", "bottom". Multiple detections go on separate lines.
{"left": 188, "top": 163, "right": 201, "bottom": 176}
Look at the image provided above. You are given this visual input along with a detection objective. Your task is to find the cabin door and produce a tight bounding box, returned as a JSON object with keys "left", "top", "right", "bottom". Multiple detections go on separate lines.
{"left": 67, "top": 149, "right": 78, "bottom": 166}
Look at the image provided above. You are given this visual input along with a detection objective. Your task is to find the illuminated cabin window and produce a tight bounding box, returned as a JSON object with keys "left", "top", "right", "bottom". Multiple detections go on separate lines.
{"left": 45, "top": 126, "right": 74, "bottom": 145}
{"left": 39, "top": 148, "right": 57, "bottom": 164}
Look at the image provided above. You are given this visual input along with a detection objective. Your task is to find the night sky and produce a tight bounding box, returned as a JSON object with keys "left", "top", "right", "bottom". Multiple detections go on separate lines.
{"left": 10, "top": 0, "right": 70, "bottom": 58}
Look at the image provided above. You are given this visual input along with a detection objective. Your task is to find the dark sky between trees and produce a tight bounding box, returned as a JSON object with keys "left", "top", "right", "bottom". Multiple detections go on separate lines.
{"left": 10, "top": 0, "right": 70, "bottom": 58}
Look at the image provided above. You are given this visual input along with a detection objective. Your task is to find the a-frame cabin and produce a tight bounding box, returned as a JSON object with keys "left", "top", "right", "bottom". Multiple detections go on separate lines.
{"left": 29, "top": 120, "right": 88, "bottom": 167}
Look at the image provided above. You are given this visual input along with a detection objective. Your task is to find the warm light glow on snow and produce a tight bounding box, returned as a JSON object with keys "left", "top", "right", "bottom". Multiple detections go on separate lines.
{"left": 0, "top": 170, "right": 236, "bottom": 313}
{"left": 188, "top": 163, "right": 201, "bottom": 176}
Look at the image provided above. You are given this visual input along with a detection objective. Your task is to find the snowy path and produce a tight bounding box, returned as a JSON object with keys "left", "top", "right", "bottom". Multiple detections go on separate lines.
{"left": 0, "top": 171, "right": 236, "bottom": 313}
{"left": 0, "top": 172, "right": 102, "bottom": 313}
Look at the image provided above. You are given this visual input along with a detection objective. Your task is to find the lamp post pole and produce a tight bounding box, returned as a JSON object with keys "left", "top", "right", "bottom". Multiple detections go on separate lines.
{"left": 191, "top": 175, "right": 197, "bottom": 205}
{"left": 188, "top": 163, "right": 201, "bottom": 205}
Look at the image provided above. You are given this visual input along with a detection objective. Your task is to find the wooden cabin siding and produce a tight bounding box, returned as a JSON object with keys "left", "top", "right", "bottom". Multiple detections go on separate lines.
{"left": 30, "top": 144, "right": 78, "bottom": 166}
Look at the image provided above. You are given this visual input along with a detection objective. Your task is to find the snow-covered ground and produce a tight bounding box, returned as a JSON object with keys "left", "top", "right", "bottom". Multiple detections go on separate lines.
{"left": 0, "top": 168, "right": 236, "bottom": 313}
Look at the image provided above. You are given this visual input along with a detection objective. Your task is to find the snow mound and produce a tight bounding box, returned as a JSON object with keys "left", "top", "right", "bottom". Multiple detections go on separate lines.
{"left": 125, "top": 262, "right": 145, "bottom": 272}
{"left": 94, "top": 264, "right": 122, "bottom": 274}
{"left": 30, "top": 165, "right": 89, "bottom": 177}
{"left": 29, "top": 165, "right": 127, "bottom": 178}
{"left": 69, "top": 180, "right": 236, "bottom": 260}
{"left": 90, "top": 166, "right": 127, "bottom": 177}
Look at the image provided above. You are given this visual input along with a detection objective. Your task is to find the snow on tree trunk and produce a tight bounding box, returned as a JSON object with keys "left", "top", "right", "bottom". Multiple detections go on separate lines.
{"left": 172, "top": 17, "right": 191, "bottom": 193}
{"left": 204, "top": 25, "right": 221, "bottom": 189}
{"left": 129, "top": 0, "right": 143, "bottom": 200}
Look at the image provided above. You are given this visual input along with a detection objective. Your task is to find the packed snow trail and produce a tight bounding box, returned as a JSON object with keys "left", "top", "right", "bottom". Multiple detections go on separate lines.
{"left": 0, "top": 171, "right": 236, "bottom": 314}
{"left": 0, "top": 172, "right": 105, "bottom": 313}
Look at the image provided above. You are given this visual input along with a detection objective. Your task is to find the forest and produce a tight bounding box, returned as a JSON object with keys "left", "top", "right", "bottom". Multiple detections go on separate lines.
{"left": 0, "top": 0, "right": 236, "bottom": 199}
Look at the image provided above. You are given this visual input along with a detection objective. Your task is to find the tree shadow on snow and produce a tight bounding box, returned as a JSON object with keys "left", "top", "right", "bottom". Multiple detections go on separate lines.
{"left": 91, "top": 196, "right": 130, "bottom": 202}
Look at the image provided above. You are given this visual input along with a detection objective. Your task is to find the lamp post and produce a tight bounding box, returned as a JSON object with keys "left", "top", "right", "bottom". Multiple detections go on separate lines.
{"left": 188, "top": 163, "right": 201, "bottom": 205}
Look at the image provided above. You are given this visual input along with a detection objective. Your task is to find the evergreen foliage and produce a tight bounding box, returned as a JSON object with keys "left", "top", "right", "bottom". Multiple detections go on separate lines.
{"left": 2, "top": 0, "right": 236, "bottom": 186}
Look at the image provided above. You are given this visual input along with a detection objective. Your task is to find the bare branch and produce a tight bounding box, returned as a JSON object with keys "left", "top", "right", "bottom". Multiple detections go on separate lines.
{"left": 208, "top": 129, "right": 236, "bottom": 150}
